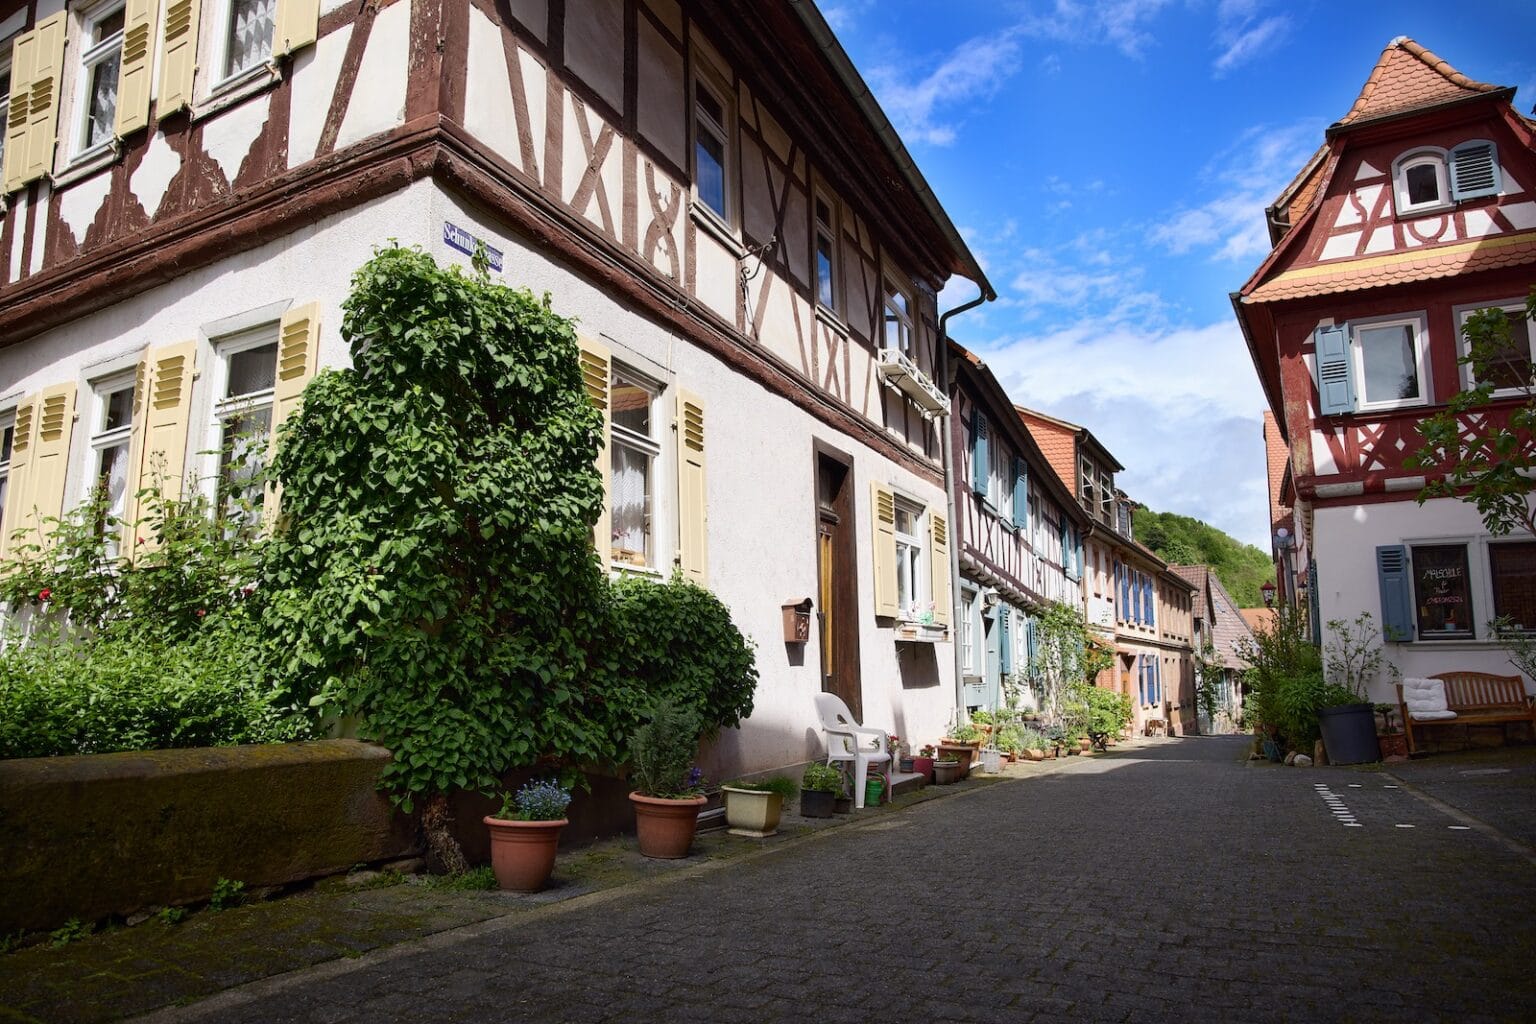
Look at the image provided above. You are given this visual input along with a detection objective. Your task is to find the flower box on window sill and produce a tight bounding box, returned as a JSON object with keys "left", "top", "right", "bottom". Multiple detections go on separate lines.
{"left": 894, "top": 620, "right": 949, "bottom": 644}
{"left": 875, "top": 348, "right": 949, "bottom": 418}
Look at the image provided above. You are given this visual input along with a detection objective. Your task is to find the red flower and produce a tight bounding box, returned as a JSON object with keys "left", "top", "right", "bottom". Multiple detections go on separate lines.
{"left": 38, "top": 588, "right": 51, "bottom": 602}
{"left": 136, "top": 537, "right": 145, "bottom": 546}
{"left": 195, "top": 609, "right": 206, "bottom": 618}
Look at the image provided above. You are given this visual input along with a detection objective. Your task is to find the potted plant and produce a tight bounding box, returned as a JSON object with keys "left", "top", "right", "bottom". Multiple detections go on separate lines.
{"left": 939, "top": 721, "right": 982, "bottom": 776}
{"left": 1318, "top": 613, "right": 1387, "bottom": 765}
{"left": 912, "top": 744, "right": 936, "bottom": 784}
{"left": 891, "top": 734, "right": 914, "bottom": 773}
{"left": 722, "top": 776, "right": 796, "bottom": 837}
{"left": 628, "top": 700, "right": 708, "bottom": 859}
{"left": 1374, "top": 702, "right": 1408, "bottom": 759}
{"left": 932, "top": 756, "right": 963, "bottom": 784}
{"left": 799, "top": 762, "right": 841, "bottom": 818}
{"left": 483, "top": 778, "right": 571, "bottom": 892}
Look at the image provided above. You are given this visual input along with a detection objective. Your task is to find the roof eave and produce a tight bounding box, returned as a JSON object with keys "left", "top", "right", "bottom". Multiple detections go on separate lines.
{"left": 1325, "top": 87, "right": 1518, "bottom": 139}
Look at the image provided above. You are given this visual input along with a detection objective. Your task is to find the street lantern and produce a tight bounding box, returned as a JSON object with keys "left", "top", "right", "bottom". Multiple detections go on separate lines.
{"left": 1261, "top": 580, "right": 1277, "bottom": 607}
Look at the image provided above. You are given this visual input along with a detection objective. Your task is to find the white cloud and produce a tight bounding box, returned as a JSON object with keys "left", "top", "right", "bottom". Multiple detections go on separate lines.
{"left": 1010, "top": 0, "right": 1174, "bottom": 59}
{"left": 866, "top": 31, "right": 1024, "bottom": 147}
{"left": 821, "top": 1, "right": 873, "bottom": 33}
{"left": 966, "top": 319, "right": 1271, "bottom": 547}
{"left": 1212, "top": 2, "right": 1290, "bottom": 76}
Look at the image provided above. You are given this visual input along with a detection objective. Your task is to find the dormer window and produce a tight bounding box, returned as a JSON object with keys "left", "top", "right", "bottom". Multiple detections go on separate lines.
{"left": 1393, "top": 149, "right": 1449, "bottom": 215}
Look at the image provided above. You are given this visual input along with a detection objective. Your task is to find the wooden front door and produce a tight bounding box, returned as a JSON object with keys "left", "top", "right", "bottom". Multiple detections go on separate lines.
{"left": 816, "top": 449, "right": 861, "bottom": 721}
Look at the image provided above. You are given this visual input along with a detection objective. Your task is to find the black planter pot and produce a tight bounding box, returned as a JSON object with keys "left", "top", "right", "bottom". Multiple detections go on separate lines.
{"left": 1318, "top": 703, "right": 1380, "bottom": 765}
{"left": 799, "top": 789, "right": 835, "bottom": 818}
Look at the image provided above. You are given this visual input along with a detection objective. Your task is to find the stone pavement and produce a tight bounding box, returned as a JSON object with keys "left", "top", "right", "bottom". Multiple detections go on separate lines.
{"left": 8, "top": 737, "right": 1536, "bottom": 1023}
{"left": 1382, "top": 745, "right": 1536, "bottom": 849}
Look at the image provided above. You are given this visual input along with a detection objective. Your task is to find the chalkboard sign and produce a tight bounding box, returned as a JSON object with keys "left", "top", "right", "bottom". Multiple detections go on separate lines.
{"left": 1412, "top": 544, "right": 1472, "bottom": 637}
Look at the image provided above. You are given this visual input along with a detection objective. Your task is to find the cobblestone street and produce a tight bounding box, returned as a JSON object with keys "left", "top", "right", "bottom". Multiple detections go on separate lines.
{"left": 133, "top": 737, "right": 1536, "bottom": 1024}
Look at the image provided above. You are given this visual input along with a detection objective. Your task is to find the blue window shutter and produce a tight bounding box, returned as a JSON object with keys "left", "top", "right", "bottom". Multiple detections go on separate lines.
{"left": 1450, "top": 141, "right": 1501, "bottom": 201}
{"left": 1315, "top": 324, "right": 1356, "bottom": 415}
{"left": 999, "top": 608, "right": 1012, "bottom": 675}
{"left": 1137, "top": 657, "right": 1146, "bottom": 704}
{"left": 1118, "top": 562, "right": 1127, "bottom": 610}
{"left": 1012, "top": 457, "right": 1029, "bottom": 528}
{"left": 971, "top": 410, "right": 989, "bottom": 499}
{"left": 1308, "top": 559, "right": 1322, "bottom": 645}
{"left": 1026, "top": 614, "right": 1037, "bottom": 669}
{"left": 1376, "top": 545, "right": 1415, "bottom": 641}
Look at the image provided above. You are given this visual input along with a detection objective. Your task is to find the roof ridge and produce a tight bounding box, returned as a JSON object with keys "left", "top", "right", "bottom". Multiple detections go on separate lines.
{"left": 1340, "top": 36, "right": 1501, "bottom": 126}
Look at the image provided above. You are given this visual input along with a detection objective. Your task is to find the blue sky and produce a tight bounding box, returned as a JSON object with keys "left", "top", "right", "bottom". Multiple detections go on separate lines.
{"left": 826, "top": 0, "right": 1536, "bottom": 549}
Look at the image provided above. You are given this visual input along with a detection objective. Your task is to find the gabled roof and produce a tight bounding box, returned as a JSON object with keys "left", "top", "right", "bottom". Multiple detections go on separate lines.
{"left": 1330, "top": 37, "right": 1507, "bottom": 134}
{"left": 1014, "top": 405, "right": 1125, "bottom": 474}
{"left": 1170, "top": 565, "right": 1253, "bottom": 668}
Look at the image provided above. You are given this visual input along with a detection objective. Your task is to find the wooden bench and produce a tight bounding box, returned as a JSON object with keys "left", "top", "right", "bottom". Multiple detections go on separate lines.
{"left": 1396, "top": 672, "right": 1536, "bottom": 755}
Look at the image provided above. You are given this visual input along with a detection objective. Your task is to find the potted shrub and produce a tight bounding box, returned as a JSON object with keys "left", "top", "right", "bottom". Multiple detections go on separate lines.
{"left": 1375, "top": 702, "right": 1408, "bottom": 759}
{"left": 939, "top": 722, "right": 982, "bottom": 776}
{"left": 912, "top": 744, "right": 936, "bottom": 784}
{"left": 722, "top": 776, "right": 796, "bottom": 837}
{"left": 799, "top": 762, "right": 841, "bottom": 818}
{"left": 1317, "top": 613, "right": 1387, "bottom": 765}
{"left": 483, "top": 778, "right": 571, "bottom": 892}
{"left": 933, "top": 756, "right": 963, "bottom": 784}
{"left": 628, "top": 700, "right": 708, "bottom": 859}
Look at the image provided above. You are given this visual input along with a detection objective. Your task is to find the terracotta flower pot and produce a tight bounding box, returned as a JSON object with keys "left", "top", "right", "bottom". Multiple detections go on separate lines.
{"left": 937, "top": 742, "right": 975, "bottom": 776}
{"left": 630, "top": 793, "right": 707, "bottom": 859}
{"left": 1027, "top": 748, "right": 1045, "bottom": 762}
{"left": 483, "top": 816, "right": 567, "bottom": 892}
{"left": 933, "top": 759, "right": 963, "bottom": 785}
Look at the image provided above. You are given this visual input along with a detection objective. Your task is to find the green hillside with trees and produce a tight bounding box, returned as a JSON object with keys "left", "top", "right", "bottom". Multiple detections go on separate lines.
{"left": 1132, "top": 508, "right": 1273, "bottom": 608}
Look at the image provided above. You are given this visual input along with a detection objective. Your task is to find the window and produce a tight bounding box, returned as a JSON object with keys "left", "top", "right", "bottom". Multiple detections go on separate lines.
{"left": 1099, "top": 471, "right": 1113, "bottom": 522}
{"left": 222, "top": 0, "right": 277, "bottom": 80}
{"left": 988, "top": 440, "right": 1011, "bottom": 522}
{"left": 1080, "top": 457, "right": 1096, "bottom": 515}
{"left": 894, "top": 497, "right": 925, "bottom": 617}
{"left": 1449, "top": 140, "right": 1501, "bottom": 202}
{"left": 883, "top": 279, "right": 912, "bottom": 356}
{"left": 813, "top": 194, "right": 837, "bottom": 312}
{"left": 86, "top": 374, "right": 135, "bottom": 545}
{"left": 1411, "top": 544, "right": 1473, "bottom": 639}
{"left": 960, "top": 588, "right": 976, "bottom": 674}
{"left": 610, "top": 366, "right": 660, "bottom": 570}
{"left": 0, "top": 58, "right": 10, "bottom": 178}
{"left": 210, "top": 325, "right": 279, "bottom": 528}
{"left": 1460, "top": 302, "right": 1533, "bottom": 394}
{"left": 0, "top": 414, "right": 12, "bottom": 542}
{"left": 1489, "top": 542, "right": 1536, "bottom": 632}
{"left": 1393, "top": 149, "right": 1449, "bottom": 215}
{"left": 692, "top": 78, "right": 729, "bottom": 221}
{"left": 74, "top": 1, "right": 126, "bottom": 157}
{"left": 1352, "top": 316, "right": 1426, "bottom": 410}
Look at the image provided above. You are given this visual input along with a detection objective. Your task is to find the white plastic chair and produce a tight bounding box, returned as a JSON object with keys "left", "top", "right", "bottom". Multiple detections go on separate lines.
{"left": 813, "top": 693, "right": 891, "bottom": 809}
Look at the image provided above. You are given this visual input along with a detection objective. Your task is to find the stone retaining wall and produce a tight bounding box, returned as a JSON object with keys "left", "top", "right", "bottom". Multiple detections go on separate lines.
{"left": 0, "top": 741, "right": 418, "bottom": 933}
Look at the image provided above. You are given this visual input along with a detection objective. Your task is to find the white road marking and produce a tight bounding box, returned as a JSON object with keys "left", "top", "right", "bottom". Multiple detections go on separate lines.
{"left": 1396, "top": 824, "right": 1416, "bottom": 828}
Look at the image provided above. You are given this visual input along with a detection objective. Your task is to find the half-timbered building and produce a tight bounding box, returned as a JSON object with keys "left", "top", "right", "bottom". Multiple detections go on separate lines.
{"left": 1017, "top": 407, "right": 1197, "bottom": 735}
{"left": 1171, "top": 564, "right": 1253, "bottom": 734}
{"left": 1236, "top": 38, "right": 1536, "bottom": 698}
{"left": 948, "top": 343, "right": 1087, "bottom": 715}
{"left": 0, "top": 0, "right": 991, "bottom": 776}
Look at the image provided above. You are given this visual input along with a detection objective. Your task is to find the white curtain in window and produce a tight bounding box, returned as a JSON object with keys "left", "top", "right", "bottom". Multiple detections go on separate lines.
{"left": 227, "top": 0, "right": 277, "bottom": 77}
{"left": 610, "top": 443, "right": 650, "bottom": 566}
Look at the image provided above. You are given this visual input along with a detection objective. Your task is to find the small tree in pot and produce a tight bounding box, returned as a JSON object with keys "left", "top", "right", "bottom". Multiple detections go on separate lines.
{"left": 628, "top": 700, "right": 708, "bottom": 858}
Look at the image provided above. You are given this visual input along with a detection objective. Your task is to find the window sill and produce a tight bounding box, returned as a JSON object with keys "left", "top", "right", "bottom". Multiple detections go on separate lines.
{"left": 610, "top": 560, "right": 663, "bottom": 579}
{"left": 894, "top": 620, "right": 949, "bottom": 643}
{"left": 193, "top": 63, "right": 283, "bottom": 124}
{"left": 814, "top": 304, "right": 849, "bottom": 335}
{"left": 52, "top": 145, "right": 118, "bottom": 189}
{"left": 690, "top": 204, "right": 745, "bottom": 258}
{"left": 1395, "top": 200, "right": 1454, "bottom": 220}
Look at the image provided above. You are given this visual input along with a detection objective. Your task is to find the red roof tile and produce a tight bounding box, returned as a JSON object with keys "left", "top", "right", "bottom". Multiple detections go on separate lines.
{"left": 1336, "top": 38, "right": 1501, "bottom": 129}
{"left": 1247, "top": 232, "right": 1536, "bottom": 302}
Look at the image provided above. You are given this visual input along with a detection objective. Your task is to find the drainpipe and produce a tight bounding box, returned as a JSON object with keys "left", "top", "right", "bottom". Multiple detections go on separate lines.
{"left": 938, "top": 286, "right": 992, "bottom": 722}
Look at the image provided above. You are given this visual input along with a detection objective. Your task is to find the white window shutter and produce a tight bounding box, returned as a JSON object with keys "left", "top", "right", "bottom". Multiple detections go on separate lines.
{"left": 272, "top": 0, "right": 319, "bottom": 57}
{"left": 1450, "top": 141, "right": 1500, "bottom": 202}
{"left": 2, "top": 32, "right": 34, "bottom": 194}
{"left": 158, "top": 0, "right": 201, "bottom": 116}
{"left": 576, "top": 335, "right": 611, "bottom": 571}
{"left": 675, "top": 388, "right": 707, "bottom": 586}
{"left": 23, "top": 383, "right": 78, "bottom": 545}
{"left": 870, "top": 481, "right": 898, "bottom": 618}
{"left": 1314, "top": 324, "right": 1356, "bottom": 415}
{"left": 0, "top": 394, "right": 38, "bottom": 560}
{"left": 929, "top": 510, "right": 951, "bottom": 627}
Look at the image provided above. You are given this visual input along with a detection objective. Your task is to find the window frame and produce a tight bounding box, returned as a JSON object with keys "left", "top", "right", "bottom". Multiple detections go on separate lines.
{"left": 0, "top": 50, "right": 11, "bottom": 189}
{"left": 882, "top": 275, "right": 914, "bottom": 357}
{"left": 1079, "top": 457, "right": 1096, "bottom": 515}
{"left": 1350, "top": 312, "right": 1429, "bottom": 412}
{"left": 960, "top": 587, "right": 977, "bottom": 675}
{"left": 1392, "top": 148, "right": 1451, "bottom": 217}
{"left": 1456, "top": 299, "right": 1533, "bottom": 398}
{"left": 1409, "top": 542, "right": 1475, "bottom": 641}
{"left": 812, "top": 189, "right": 839, "bottom": 315}
{"left": 0, "top": 406, "right": 14, "bottom": 543}
{"left": 205, "top": 322, "right": 280, "bottom": 526}
{"left": 608, "top": 362, "right": 664, "bottom": 574}
{"left": 892, "top": 495, "right": 926, "bottom": 619}
{"left": 71, "top": 0, "right": 127, "bottom": 161}
{"left": 82, "top": 369, "right": 137, "bottom": 546}
{"left": 1488, "top": 539, "right": 1536, "bottom": 634}
{"left": 988, "top": 438, "right": 1012, "bottom": 524}
{"left": 209, "top": 0, "right": 279, "bottom": 93}
{"left": 689, "top": 72, "right": 734, "bottom": 230}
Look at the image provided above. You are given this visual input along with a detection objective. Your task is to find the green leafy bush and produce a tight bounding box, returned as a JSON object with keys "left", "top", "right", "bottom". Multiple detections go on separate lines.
{"left": 1240, "top": 603, "right": 1334, "bottom": 750}
{"left": 1078, "top": 684, "right": 1132, "bottom": 744}
{"left": 801, "top": 762, "right": 842, "bottom": 793}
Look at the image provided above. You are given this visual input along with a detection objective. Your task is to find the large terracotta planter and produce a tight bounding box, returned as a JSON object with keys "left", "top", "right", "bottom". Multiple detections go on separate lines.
{"left": 483, "top": 816, "right": 567, "bottom": 892}
{"left": 629, "top": 792, "right": 707, "bottom": 859}
{"left": 937, "top": 742, "right": 976, "bottom": 777}
{"left": 721, "top": 786, "right": 784, "bottom": 838}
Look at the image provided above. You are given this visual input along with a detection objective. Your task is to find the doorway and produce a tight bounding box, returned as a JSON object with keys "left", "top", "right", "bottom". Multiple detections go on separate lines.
{"left": 815, "top": 446, "right": 861, "bottom": 720}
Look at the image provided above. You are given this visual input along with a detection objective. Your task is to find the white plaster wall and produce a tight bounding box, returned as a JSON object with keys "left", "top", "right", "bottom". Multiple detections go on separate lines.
{"left": 1314, "top": 497, "right": 1531, "bottom": 698}
{"left": 335, "top": 0, "right": 410, "bottom": 152}
{"left": 430, "top": 188, "right": 957, "bottom": 778}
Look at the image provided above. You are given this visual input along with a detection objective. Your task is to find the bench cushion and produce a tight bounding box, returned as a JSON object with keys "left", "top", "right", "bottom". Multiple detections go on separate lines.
{"left": 1403, "top": 678, "right": 1458, "bottom": 720}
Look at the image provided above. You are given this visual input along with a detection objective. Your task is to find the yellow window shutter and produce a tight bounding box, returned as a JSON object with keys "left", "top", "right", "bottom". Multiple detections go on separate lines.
{"left": 11, "top": 13, "right": 66, "bottom": 189}
{"left": 272, "top": 0, "right": 319, "bottom": 57}
{"left": 134, "top": 342, "right": 198, "bottom": 509}
{"left": 158, "top": 0, "right": 201, "bottom": 117}
{"left": 0, "top": 395, "right": 39, "bottom": 560}
{"left": 929, "top": 510, "right": 952, "bottom": 627}
{"left": 2, "top": 32, "right": 34, "bottom": 194}
{"left": 114, "top": 0, "right": 159, "bottom": 138}
{"left": 263, "top": 303, "right": 321, "bottom": 525}
{"left": 24, "top": 383, "right": 78, "bottom": 544}
{"left": 675, "top": 388, "right": 707, "bottom": 586}
{"left": 870, "top": 481, "right": 897, "bottom": 618}
{"left": 576, "top": 335, "right": 611, "bottom": 571}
